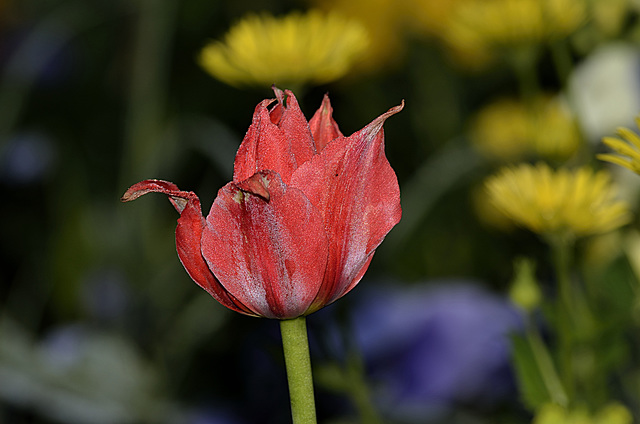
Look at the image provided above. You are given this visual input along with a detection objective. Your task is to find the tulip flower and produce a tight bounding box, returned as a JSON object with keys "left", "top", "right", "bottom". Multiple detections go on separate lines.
{"left": 122, "top": 87, "right": 403, "bottom": 320}
{"left": 123, "top": 88, "right": 402, "bottom": 423}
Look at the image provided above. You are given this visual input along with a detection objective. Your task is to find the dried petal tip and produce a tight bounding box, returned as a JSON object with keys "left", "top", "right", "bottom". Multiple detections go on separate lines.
{"left": 236, "top": 171, "right": 272, "bottom": 201}
{"left": 121, "top": 179, "right": 197, "bottom": 214}
{"left": 121, "top": 179, "right": 180, "bottom": 202}
{"left": 360, "top": 100, "right": 405, "bottom": 139}
{"left": 389, "top": 100, "right": 405, "bottom": 115}
{"left": 273, "top": 85, "right": 285, "bottom": 104}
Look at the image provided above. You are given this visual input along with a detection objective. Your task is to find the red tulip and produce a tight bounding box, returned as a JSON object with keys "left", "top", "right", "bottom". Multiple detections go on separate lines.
{"left": 122, "top": 88, "right": 403, "bottom": 319}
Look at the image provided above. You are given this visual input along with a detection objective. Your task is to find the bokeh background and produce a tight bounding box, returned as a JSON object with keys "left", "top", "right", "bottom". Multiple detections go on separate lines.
{"left": 2, "top": 0, "right": 640, "bottom": 423}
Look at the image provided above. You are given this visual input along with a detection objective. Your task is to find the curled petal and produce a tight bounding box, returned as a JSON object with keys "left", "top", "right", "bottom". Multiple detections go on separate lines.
{"left": 233, "top": 89, "right": 315, "bottom": 184}
{"left": 121, "top": 179, "right": 255, "bottom": 316}
{"left": 202, "top": 171, "right": 329, "bottom": 319}
{"left": 122, "top": 179, "right": 188, "bottom": 213}
{"left": 291, "top": 102, "right": 404, "bottom": 310}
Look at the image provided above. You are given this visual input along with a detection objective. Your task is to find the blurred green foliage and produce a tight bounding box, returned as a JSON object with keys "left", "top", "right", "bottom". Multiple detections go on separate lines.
{"left": 2, "top": 0, "right": 640, "bottom": 423}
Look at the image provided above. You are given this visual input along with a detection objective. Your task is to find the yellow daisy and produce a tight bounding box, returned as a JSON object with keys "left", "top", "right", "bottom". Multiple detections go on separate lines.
{"left": 471, "top": 95, "right": 580, "bottom": 162}
{"left": 485, "top": 163, "right": 630, "bottom": 238}
{"left": 313, "top": 0, "right": 405, "bottom": 71}
{"left": 443, "top": 0, "right": 586, "bottom": 62}
{"left": 199, "top": 10, "right": 369, "bottom": 87}
{"left": 533, "top": 402, "right": 632, "bottom": 424}
{"left": 598, "top": 117, "right": 640, "bottom": 174}
{"left": 591, "top": 0, "right": 631, "bottom": 37}
{"left": 404, "top": 0, "right": 461, "bottom": 37}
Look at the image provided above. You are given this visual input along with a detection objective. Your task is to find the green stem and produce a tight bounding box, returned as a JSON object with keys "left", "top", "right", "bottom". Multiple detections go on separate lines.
{"left": 549, "top": 39, "right": 573, "bottom": 89}
{"left": 120, "top": 0, "right": 176, "bottom": 188}
{"left": 548, "top": 38, "right": 588, "bottom": 145}
{"left": 550, "top": 236, "right": 576, "bottom": 403}
{"left": 280, "top": 317, "right": 317, "bottom": 424}
{"left": 526, "top": 316, "right": 568, "bottom": 406}
{"left": 345, "top": 350, "right": 383, "bottom": 424}
{"left": 509, "top": 46, "right": 541, "bottom": 107}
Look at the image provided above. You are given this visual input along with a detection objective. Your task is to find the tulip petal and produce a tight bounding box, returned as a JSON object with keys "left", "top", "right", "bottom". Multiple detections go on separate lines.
{"left": 309, "top": 94, "right": 343, "bottom": 152}
{"left": 202, "top": 171, "right": 329, "bottom": 319}
{"left": 121, "top": 179, "right": 256, "bottom": 316}
{"left": 233, "top": 89, "right": 315, "bottom": 185}
{"left": 290, "top": 102, "right": 404, "bottom": 310}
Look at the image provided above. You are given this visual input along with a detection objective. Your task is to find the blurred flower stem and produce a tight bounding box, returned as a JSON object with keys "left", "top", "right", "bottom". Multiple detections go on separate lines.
{"left": 120, "top": 0, "right": 176, "bottom": 186}
{"left": 549, "top": 236, "right": 576, "bottom": 403}
{"left": 549, "top": 39, "right": 573, "bottom": 88}
{"left": 525, "top": 314, "right": 568, "bottom": 406}
{"left": 314, "top": 326, "right": 384, "bottom": 423}
{"left": 0, "top": 3, "right": 85, "bottom": 145}
{"left": 119, "top": 0, "right": 176, "bottom": 272}
{"left": 510, "top": 47, "right": 541, "bottom": 107}
{"left": 280, "top": 317, "right": 317, "bottom": 424}
{"left": 343, "top": 348, "right": 383, "bottom": 424}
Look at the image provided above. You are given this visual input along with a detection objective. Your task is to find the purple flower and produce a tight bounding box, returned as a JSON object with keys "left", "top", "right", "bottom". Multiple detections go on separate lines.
{"left": 180, "top": 407, "right": 245, "bottom": 424}
{"left": 351, "top": 281, "right": 524, "bottom": 420}
{"left": 81, "top": 267, "right": 130, "bottom": 324}
{"left": 1, "top": 131, "right": 56, "bottom": 185}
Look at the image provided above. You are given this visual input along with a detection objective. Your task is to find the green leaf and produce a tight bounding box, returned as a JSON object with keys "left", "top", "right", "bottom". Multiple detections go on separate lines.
{"left": 511, "top": 333, "right": 553, "bottom": 410}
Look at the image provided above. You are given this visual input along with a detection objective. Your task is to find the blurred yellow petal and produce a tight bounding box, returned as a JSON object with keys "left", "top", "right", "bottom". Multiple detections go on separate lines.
{"left": 485, "top": 163, "right": 631, "bottom": 239}
{"left": 199, "top": 10, "right": 369, "bottom": 87}
{"left": 470, "top": 95, "right": 580, "bottom": 162}
{"left": 596, "top": 154, "right": 640, "bottom": 173}
{"left": 533, "top": 402, "right": 633, "bottom": 424}
{"left": 592, "top": 0, "right": 631, "bottom": 37}
{"left": 313, "top": 0, "right": 405, "bottom": 71}
{"left": 616, "top": 127, "right": 640, "bottom": 150}
{"left": 443, "top": 0, "right": 586, "bottom": 65}
{"left": 594, "top": 403, "right": 633, "bottom": 424}
{"left": 533, "top": 403, "right": 568, "bottom": 424}
{"left": 599, "top": 118, "right": 640, "bottom": 174}
{"left": 601, "top": 137, "right": 640, "bottom": 161}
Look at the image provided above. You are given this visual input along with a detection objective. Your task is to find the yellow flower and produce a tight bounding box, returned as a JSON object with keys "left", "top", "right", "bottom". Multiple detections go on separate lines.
{"left": 598, "top": 117, "right": 640, "bottom": 174}
{"left": 472, "top": 183, "right": 516, "bottom": 231}
{"left": 471, "top": 96, "right": 581, "bottom": 162}
{"left": 199, "top": 10, "right": 369, "bottom": 87}
{"left": 404, "top": 0, "right": 461, "bottom": 37}
{"left": 444, "top": 0, "right": 586, "bottom": 62}
{"left": 533, "top": 402, "right": 632, "bottom": 424}
{"left": 485, "top": 163, "right": 631, "bottom": 238}
{"left": 591, "top": 0, "right": 631, "bottom": 37}
{"left": 583, "top": 231, "right": 625, "bottom": 270}
{"left": 509, "top": 258, "right": 541, "bottom": 312}
{"left": 313, "top": 0, "right": 405, "bottom": 70}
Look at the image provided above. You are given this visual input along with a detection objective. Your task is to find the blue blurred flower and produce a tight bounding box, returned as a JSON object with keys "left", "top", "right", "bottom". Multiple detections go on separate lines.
{"left": 81, "top": 267, "right": 131, "bottom": 324}
{"left": 351, "top": 281, "right": 524, "bottom": 421}
{"left": 0, "top": 131, "right": 56, "bottom": 185}
{"left": 179, "top": 407, "right": 245, "bottom": 424}
{"left": 1, "top": 25, "right": 76, "bottom": 87}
